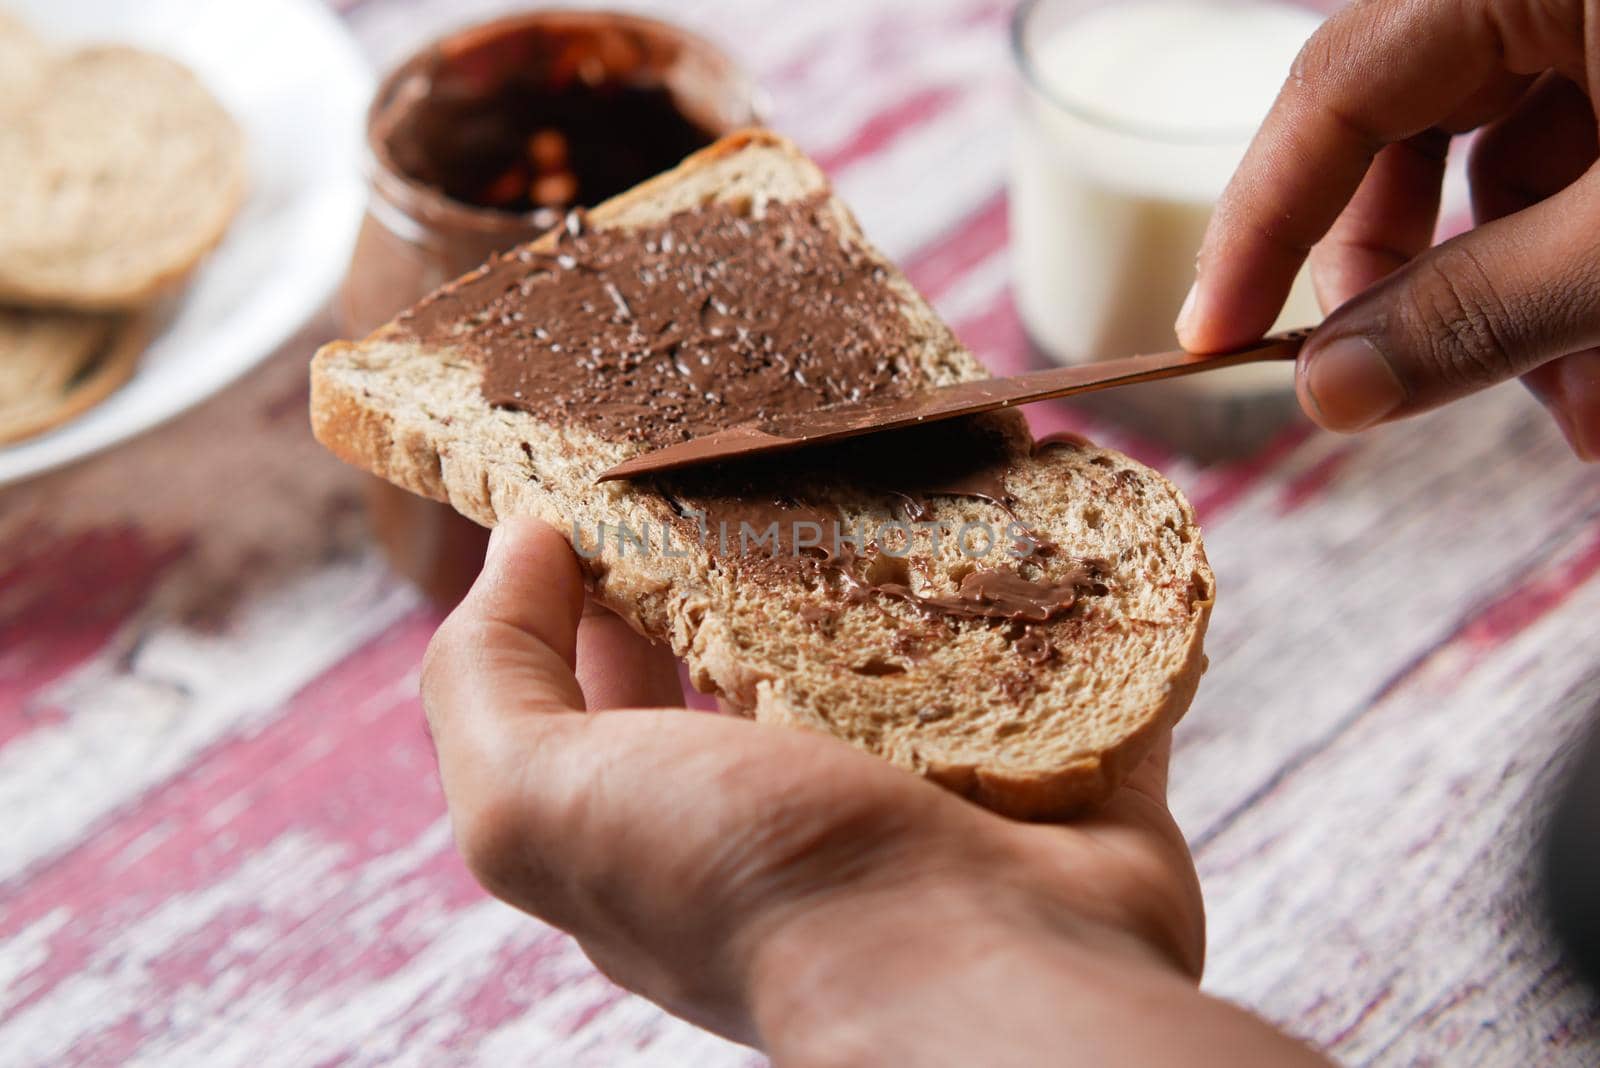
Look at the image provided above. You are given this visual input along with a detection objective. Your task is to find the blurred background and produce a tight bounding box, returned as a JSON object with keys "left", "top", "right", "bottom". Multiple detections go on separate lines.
{"left": 2, "top": 0, "right": 1598, "bottom": 1064}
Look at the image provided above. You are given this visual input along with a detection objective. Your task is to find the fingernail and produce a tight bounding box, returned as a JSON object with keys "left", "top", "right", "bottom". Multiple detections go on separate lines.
{"left": 486, "top": 520, "right": 508, "bottom": 559}
{"left": 1555, "top": 349, "right": 1600, "bottom": 461}
{"left": 1175, "top": 282, "right": 1200, "bottom": 342}
{"left": 1302, "top": 336, "right": 1406, "bottom": 432}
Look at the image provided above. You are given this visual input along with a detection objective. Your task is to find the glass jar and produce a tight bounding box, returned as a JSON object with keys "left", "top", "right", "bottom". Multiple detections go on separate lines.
{"left": 1009, "top": 0, "right": 1327, "bottom": 457}
{"left": 338, "top": 10, "right": 762, "bottom": 605}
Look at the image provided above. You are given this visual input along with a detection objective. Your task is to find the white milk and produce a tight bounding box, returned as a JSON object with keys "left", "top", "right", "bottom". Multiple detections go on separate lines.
{"left": 1011, "top": 0, "right": 1323, "bottom": 379}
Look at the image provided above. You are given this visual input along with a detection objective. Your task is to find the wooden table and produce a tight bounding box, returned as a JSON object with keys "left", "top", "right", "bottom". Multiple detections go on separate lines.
{"left": 4, "top": 1, "right": 1599, "bottom": 1064}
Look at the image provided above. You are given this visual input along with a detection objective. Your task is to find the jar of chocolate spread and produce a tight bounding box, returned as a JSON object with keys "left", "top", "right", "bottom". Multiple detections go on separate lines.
{"left": 337, "top": 11, "right": 762, "bottom": 605}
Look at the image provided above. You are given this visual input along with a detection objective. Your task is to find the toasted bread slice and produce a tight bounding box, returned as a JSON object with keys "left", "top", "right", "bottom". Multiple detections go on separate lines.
{"left": 0, "top": 307, "right": 145, "bottom": 444}
{"left": 0, "top": 46, "right": 246, "bottom": 309}
{"left": 311, "top": 131, "right": 1213, "bottom": 819}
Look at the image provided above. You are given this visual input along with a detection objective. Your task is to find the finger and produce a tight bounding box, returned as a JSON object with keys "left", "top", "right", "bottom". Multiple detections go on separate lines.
{"left": 1296, "top": 170, "right": 1600, "bottom": 431}
{"left": 577, "top": 601, "right": 686, "bottom": 710}
{"left": 1309, "top": 67, "right": 1548, "bottom": 314}
{"left": 1309, "top": 129, "right": 1451, "bottom": 313}
{"left": 423, "top": 516, "right": 586, "bottom": 727}
{"left": 1525, "top": 350, "right": 1600, "bottom": 460}
{"left": 1065, "top": 729, "right": 1203, "bottom": 979}
{"left": 1467, "top": 73, "right": 1600, "bottom": 459}
{"left": 1177, "top": 0, "right": 1581, "bottom": 352}
{"left": 1438, "top": 68, "right": 1537, "bottom": 134}
{"left": 1470, "top": 73, "right": 1597, "bottom": 225}
{"left": 421, "top": 517, "right": 588, "bottom": 877}
{"left": 1120, "top": 730, "right": 1172, "bottom": 806}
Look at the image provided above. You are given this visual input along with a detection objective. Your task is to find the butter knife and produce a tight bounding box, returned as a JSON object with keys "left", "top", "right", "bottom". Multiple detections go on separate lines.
{"left": 597, "top": 330, "right": 1309, "bottom": 482}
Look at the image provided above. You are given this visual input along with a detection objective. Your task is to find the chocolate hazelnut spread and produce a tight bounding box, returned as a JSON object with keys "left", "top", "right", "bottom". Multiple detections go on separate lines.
{"left": 853, "top": 563, "right": 1097, "bottom": 624}
{"left": 1013, "top": 630, "right": 1055, "bottom": 664}
{"left": 396, "top": 191, "right": 1109, "bottom": 647}
{"left": 375, "top": 20, "right": 725, "bottom": 225}
{"left": 399, "top": 195, "right": 912, "bottom": 446}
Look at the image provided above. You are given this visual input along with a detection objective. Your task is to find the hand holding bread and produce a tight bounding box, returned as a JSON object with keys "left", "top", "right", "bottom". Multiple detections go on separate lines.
{"left": 314, "top": 131, "right": 1215, "bottom": 820}
{"left": 420, "top": 516, "right": 1336, "bottom": 1065}
{"left": 421, "top": 517, "right": 1202, "bottom": 1054}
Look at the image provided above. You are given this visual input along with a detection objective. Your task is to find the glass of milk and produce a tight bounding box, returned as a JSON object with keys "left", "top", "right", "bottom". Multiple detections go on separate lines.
{"left": 1010, "top": 0, "right": 1326, "bottom": 453}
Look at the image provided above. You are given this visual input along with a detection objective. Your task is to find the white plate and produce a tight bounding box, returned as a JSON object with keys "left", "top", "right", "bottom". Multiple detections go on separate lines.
{"left": 0, "top": 0, "right": 372, "bottom": 487}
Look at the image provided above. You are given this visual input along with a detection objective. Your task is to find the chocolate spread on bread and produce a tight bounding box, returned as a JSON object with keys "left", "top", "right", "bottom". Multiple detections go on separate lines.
{"left": 399, "top": 196, "right": 911, "bottom": 443}
{"left": 395, "top": 195, "right": 1106, "bottom": 648}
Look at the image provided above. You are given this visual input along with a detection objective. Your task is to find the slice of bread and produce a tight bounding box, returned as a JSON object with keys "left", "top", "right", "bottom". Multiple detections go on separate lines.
{"left": 0, "top": 307, "right": 145, "bottom": 444}
{"left": 0, "top": 13, "right": 47, "bottom": 111}
{"left": 0, "top": 46, "right": 246, "bottom": 309}
{"left": 311, "top": 131, "right": 1213, "bottom": 819}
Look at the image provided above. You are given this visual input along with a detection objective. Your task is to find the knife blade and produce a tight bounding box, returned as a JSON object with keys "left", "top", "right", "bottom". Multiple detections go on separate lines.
{"left": 596, "top": 330, "right": 1309, "bottom": 482}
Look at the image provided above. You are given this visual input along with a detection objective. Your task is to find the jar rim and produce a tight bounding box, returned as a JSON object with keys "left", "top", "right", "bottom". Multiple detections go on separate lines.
{"left": 364, "top": 8, "right": 766, "bottom": 238}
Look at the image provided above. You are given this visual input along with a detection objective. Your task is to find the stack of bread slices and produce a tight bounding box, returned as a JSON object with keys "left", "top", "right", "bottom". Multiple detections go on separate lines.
{"left": 0, "top": 12, "right": 245, "bottom": 443}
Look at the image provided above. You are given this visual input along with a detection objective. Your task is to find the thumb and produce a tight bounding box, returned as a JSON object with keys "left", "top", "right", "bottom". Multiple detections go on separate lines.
{"left": 1296, "top": 170, "right": 1600, "bottom": 436}
{"left": 420, "top": 516, "right": 588, "bottom": 896}
{"left": 422, "top": 515, "right": 587, "bottom": 730}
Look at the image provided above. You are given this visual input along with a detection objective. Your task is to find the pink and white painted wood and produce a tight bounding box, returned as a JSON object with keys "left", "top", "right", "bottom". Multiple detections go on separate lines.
{"left": 4, "top": 1, "right": 1599, "bottom": 1064}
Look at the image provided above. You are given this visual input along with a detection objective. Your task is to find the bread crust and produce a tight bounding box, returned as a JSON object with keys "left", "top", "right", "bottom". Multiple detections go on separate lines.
{"left": 311, "top": 130, "right": 1213, "bottom": 819}
{"left": 0, "top": 310, "right": 149, "bottom": 444}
